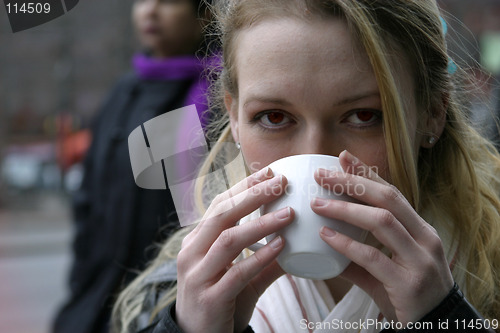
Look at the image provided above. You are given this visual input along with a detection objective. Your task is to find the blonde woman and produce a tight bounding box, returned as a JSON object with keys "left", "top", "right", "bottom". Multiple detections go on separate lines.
{"left": 113, "top": 0, "right": 500, "bottom": 332}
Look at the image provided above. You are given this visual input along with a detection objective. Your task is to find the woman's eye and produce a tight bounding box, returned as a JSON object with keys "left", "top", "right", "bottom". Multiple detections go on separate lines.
{"left": 258, "top": 111, "right": 291, "bottom": 127}
{"left": 345, "top": 110, "right": 381, "bottom": 125}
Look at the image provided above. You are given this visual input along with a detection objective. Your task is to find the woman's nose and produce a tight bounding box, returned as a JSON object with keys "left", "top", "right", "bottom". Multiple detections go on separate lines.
{"left": 298, "top": 127, "right": 343, "bottom": 157}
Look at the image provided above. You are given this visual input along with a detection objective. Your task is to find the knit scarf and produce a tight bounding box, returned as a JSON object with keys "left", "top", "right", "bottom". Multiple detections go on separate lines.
{"left": 132, "top": 53, "right": 211, "bottom": 125}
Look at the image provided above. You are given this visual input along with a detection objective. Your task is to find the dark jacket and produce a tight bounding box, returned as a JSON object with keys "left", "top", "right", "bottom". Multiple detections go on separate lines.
{"left": 53, "top": 72, "right": 199, "bottom": 333}
{"left": 125, "top": 258, "right": 493, "bottom": 333}
{"left": 143, "top": 284, "right": 494, "bottom": 333}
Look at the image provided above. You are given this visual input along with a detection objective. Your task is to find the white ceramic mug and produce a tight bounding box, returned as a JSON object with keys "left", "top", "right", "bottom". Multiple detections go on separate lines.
{"left": 251, "top": 154, "right": 367, "bottom": 280}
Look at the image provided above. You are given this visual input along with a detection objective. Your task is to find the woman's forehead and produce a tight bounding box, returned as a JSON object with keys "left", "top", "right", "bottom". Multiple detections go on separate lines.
{"left": 233, "top": 18, "right": 378, "bottom": 98}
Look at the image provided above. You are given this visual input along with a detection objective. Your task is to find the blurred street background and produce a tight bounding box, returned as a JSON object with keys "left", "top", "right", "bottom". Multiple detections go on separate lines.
{"left": 0, "top": 0, "right": 499, "bottom": 332}
{"left": 1, "top": 1, "right": 135, "bottom": 332}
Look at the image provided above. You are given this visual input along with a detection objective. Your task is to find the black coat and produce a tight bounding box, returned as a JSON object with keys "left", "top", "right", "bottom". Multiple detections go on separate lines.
{"left": 53, "top": 73, "right": 197, "bottom": 333}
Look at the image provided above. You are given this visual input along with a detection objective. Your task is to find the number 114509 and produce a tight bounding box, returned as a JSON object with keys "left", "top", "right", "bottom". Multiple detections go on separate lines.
{"left": 6, "top": 2, "right": 51, "bottom": 14}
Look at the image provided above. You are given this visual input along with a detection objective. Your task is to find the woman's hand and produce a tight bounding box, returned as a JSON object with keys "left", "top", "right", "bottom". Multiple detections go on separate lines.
{"left": 175, "top": 167, "right": 294, "bottom": 333}
{"left": 311, "top": 150, "right": 454, "bottom": 325}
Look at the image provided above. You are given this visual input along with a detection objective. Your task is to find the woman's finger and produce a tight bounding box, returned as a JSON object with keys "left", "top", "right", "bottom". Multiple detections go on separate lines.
{"left": 216, "top": 235, "right": 286, "bottom": 300}
{"left": 245, "top": 260, "right": 286, "bottom": 297}
{"left": 340, "top": 262, "right": 398, "bottom": 320}
{"left": 338, "top": 150, "right": 390, "bottom": 186}
{"left": 340, "top": 262, "right": 378, "bottom": 292}
{"left": 187, "top": 167, "right": 274, "bottom": 244}
{"left": 319, "top": 226, "right": 400, "bottom": 286}
{"left": 311, "top": 198, "right": 419, "bottom": 261}
{"left": 187, "top": 175, "right": 288, "bottom": 256}
{"left": 314, "top": 170, "right": 430, "bottom": 242}
{"left": 200, "top": 207, "right": 294, "bottom": 280}
{"left": 199, "top": 167, "right": 274, "bottom": 227}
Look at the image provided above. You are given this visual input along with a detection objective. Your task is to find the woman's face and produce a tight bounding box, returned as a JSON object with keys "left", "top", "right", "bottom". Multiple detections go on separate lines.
{"left": 227, "top": 17, "right": 425, "bottom": 181}
{"left": 132, "top": 0, "right": 202, "bottom": 58}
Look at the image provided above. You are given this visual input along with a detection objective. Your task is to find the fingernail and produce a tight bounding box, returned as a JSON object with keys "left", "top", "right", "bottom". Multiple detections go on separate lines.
{"left": 256, "top": 167, "right": 273, "bottom": 180}
{"left": 312, "top": 197, "right": 328, "bottom": 208}
{"left": 270, "top": 174, "right": 283, "bottom": 187}
{"left": 274, "top": 207, "right": 291, "bottom": 220}
{"left": 343, "top": 150, "right": 359, "bottom": 165}
{"left": 268, "top": 236, "right": 283, "bottom": 250}
{"left": 321, "top": 226, "right": 337, "bottom": 238}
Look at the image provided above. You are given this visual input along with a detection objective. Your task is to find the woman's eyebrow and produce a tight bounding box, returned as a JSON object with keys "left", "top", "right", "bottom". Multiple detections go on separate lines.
{"left": 332, "top": 91, "right": 380, "bottom": 107}
{"left": 243, "top": 95, "right": 292, "bottom": 108}
{"left": 242, "top": 91, "right": 380, "bottom": 109}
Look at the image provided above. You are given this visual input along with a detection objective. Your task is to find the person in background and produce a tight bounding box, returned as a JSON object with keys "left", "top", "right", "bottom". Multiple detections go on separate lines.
{"left": 112, "top": 0, "right": 500, "bottom": 332}
{"left": 52, "top": 1, "right": 212, "bottom": 332}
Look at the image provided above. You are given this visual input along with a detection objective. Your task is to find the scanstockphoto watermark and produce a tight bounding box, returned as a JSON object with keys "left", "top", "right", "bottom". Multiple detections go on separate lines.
{"left": 299, "top": 318, "right": 434, "bottom": 331}
{"left": 300, "top": 318, "right": 500, "bottom": 331}
{"left": 246, "top": 161, "right": 379, "bottom": 198}
{"left": 249, "top": 177, "right": 369, "bottom": 198}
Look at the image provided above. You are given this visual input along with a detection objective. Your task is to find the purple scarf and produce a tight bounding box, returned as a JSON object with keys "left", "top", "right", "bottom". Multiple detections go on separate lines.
{"left": 132, "top": 53, "right": 212, "bottom": 126}
{"left": 133, "top": 53, "right": 204, "bottom": 81}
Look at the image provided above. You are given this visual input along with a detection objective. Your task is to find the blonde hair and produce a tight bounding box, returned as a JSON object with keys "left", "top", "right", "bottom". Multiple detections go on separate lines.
{"left": 112, "top": 1, "right": 500, "bottom": 331}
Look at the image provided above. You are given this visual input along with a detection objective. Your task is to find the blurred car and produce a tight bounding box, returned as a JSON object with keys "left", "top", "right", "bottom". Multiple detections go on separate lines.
{"left": 1, "top": 142, "right": 61, "bottom": 191}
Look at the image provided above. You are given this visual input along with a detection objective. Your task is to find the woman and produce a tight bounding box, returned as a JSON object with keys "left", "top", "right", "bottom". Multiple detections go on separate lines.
{"left": 53, "top": 1, "right": 212, "bottom": 333}
{"left": 112, "top": 0, "right": 500, "bottom": 332}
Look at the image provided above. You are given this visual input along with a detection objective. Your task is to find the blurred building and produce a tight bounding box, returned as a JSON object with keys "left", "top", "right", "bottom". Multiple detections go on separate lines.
{"left": 0, "top": 0, "right": 136, "bottom": 144}
{"left": 0, "top": 0, "right": 135, "bottom": 199}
